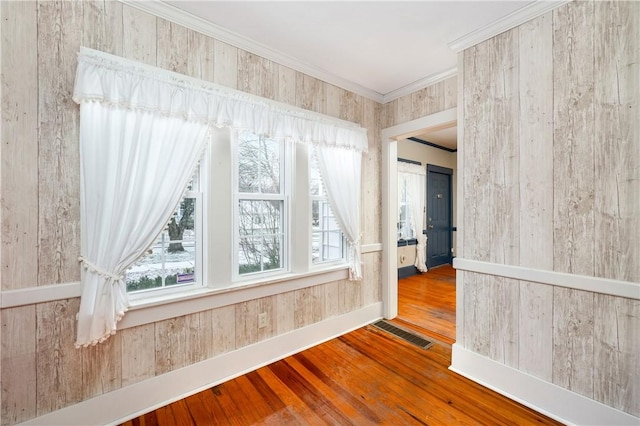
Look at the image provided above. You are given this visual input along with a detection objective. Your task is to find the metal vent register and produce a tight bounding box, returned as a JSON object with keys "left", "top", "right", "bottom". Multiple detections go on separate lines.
{"left": 371, "top": 320, "right": 433, "bottom": 350}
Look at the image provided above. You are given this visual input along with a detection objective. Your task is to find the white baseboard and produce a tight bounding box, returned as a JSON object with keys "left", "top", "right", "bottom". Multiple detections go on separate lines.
{"left": 450, "top": 344, "right": 640, "bottom": 426}
{"left": 20, "top": 303, "right": 383, "bottom": 426}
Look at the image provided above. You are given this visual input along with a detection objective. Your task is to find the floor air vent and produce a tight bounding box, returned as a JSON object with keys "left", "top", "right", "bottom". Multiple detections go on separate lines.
{"left": 371, "top": 320, "right": 433, "bottom": 350}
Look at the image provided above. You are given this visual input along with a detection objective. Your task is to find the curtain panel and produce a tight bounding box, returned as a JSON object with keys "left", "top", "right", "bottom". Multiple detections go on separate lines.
{"left": 315, "top": 146, "right": 363, "bottom": 280}
{"left": 76, "top": 104, "right": 209, "bottom": 347}
{"left": 73, "top": 48, "right": 368, "bottom": 347}
{"left": 397, "top": 162, "right": 427, "bottom": 273}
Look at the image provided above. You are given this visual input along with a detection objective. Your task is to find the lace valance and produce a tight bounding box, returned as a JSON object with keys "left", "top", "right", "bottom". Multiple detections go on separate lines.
{"left": 73, "top": 47, "right": 369, "bottom": 152}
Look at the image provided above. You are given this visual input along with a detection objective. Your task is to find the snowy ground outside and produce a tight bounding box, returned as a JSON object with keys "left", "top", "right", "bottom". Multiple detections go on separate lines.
{"left": 127, "top": 231, "right": 196, "bottom": 284}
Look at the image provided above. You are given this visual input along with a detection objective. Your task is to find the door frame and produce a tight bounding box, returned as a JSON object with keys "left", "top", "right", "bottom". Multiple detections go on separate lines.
{"left": 381, "top": 107, "right": 457, "bottom": 319}
{"left": 426, "top": 164, "right": 454, "bottom": 269}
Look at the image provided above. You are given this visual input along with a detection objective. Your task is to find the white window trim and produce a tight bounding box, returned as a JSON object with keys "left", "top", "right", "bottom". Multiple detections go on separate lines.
{"left": 231, "top": 131, "right": 290, "bottom": 282}
{"left": 122, "top": 264, "right": 350, "bottom": 329}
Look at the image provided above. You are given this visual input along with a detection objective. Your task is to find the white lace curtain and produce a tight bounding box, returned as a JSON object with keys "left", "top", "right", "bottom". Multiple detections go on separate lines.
{"left": 397, "top": 162, "right": 427, "bottom": 273}
{"left": 315, "top": 146, "right": 362, "bottom": 280}
{"left": 73, "top": 47, "right": 368, "bottom": 347}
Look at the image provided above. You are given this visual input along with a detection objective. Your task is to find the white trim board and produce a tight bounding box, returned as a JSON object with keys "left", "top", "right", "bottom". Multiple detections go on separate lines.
{"left": 1, "top": 268, "right": 349, "bottom": 326}
{"left": 120, "top": 267, "right": 349, "bottom": 329}
{"left": 1, "top": 245, "right": 384, "bottom": 310}
{"left": 20, "top": 302, "right": 384, "bottom": 426}
{"left": 453, "top": 258, "right": 640, "bottom": 300}
{"left": 448, "top": 0, "right": 569, "bottom": 52}
{"left": 361, "top": 243, "right": 382, "bottom": 254}
{"left": 450, "top": 344, "right": 640, "bottom": 426}
{"left": 1, "top": 281, "right": 82, "bottom": 309}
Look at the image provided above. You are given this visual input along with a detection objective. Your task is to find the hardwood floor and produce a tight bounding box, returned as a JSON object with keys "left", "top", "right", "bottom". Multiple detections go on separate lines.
{"left": 396, "top": 264, "right": 456, "bottom": 344}
{"left": 121, "top": 265, "right": 563, "bottom": 426}
{"left": 121, "top": 325, "right": 560, "bottom": 426}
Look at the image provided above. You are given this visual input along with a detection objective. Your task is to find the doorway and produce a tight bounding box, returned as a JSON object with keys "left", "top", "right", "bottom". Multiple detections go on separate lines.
{"left": 381, "top": 108, "right": 457, "bottom": 322}
{"left": 426, "top": 165, "right": 453, "bottom": 269}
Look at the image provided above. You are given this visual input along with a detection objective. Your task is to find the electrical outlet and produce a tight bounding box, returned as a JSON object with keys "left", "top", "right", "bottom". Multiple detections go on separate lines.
{"left": 258, "top": 312, "right": 268, "bottom": 329}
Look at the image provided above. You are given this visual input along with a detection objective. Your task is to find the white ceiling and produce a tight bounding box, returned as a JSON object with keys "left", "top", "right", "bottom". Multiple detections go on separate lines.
{"left": 165, "top": 1, "right": 534, "bottom": 98}
{"left": 415, "top": 126, "right": 458, "bottom": 150}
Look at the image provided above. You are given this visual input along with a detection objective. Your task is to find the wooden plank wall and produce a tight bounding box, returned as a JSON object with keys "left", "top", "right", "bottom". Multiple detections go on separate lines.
{"left": 460, "top": 1, "right": 639, "bottom": 416}
{"left": 0, "top": 2, "right": 382, "bottom": 424}
{"left": 383, "top": 75, "right": 457, "bottom": 128}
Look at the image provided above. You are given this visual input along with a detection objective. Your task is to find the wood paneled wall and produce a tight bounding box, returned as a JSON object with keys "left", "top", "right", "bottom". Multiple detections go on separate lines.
{"left": 0, "top": 2, "right": 382, "bottom": 424}
{"left": 383, "top": 76, "right": 457, "bottom": 128}
{"left": 460, "top": 1, "right": 639, "bottom": 416}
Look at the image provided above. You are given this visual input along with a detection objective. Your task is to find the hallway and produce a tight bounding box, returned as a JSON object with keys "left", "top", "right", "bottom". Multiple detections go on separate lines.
{"left": 394, "top": 265, "right": 456, "bottom": 344}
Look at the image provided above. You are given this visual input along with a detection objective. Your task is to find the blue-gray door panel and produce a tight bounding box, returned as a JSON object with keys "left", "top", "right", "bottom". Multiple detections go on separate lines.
{"left": 426, "top": 168, "right": 452, "bottom": 268}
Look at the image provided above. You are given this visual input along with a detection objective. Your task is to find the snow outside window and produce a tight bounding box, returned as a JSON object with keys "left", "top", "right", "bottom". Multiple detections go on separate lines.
{"left": 126, "top": 171, "right": 203, "bottom": 296}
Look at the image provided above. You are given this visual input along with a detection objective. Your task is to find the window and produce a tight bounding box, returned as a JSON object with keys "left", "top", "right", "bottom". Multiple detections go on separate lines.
{"left": 397, "top": 162, "right": 426, "bottom": 243}
{"left": 234, "top": 131, "right": 288, "bottom": 277}
{"left": 310, "top": 151, "right": 344, "bottom": 263}
{"left": 126, "top": 171, "right": 203, "bottom": 296}
{"left": 124, "top": 130, "right": 347, "bottom": 298}
{"left": 398, "top": 177, "right": 413, "bottom": 240}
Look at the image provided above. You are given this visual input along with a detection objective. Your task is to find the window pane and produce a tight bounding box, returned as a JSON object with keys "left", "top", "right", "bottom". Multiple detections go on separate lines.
{"left": 238, "top": 200, "right": 260, "bottom": 236}
{"left": 238, "top": 235, "right": 283, "bottom": 275}
{"left": 238, "top": 236, "right": 262, "bottom": 274}
{"left": 127, "top": 197, "right": 197, "bottom": 292}
{"left": 311, "top": 199, "right": 343, "bottom": 264}
{"left": 238, "top": 131, "right": 280, "bottom": 194}
{"left": 239, "top": 200, "right": 282, "bottom": 236}
{"left": 262, "top": 235, "right": 282, "bottom": 271}
{"left": 398, "top": 177, "right": 413, "bottom": 240}
{"left": 309, "top": 151, "right": 324, "bottom": 196}
{"left": 238, "top": 199, "right": 283, "bottom": 275}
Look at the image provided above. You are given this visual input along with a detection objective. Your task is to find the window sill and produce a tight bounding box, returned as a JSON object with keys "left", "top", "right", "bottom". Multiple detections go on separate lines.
{"left": 119, "top": 263, "right": 350, "bottom": 330}
{"left": 397, "top": 238, "right": 418, "bottom": 247}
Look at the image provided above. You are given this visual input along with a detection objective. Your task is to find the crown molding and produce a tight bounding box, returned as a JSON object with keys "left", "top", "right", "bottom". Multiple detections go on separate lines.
{"left": 382, "top": 67, "right": 457, "bottom": 103}
{"left": 119, "top": 0, "right": 385, "bottom": 103}
{"left": 118, "top": 1, "right": 565, "bottom": 106}
{"left": 448, "top": 0, "right": 569, "bottom": 52}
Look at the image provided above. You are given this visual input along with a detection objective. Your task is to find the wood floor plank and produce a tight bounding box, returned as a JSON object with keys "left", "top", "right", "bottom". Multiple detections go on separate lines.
{"left": 168, "top": 399, "right": 194, "bottom": 426}
{"left": 183, "top": 393, "right": 218, "bottom": 425}
{"left": 255, "top": 365, "right": 327, "bottom": 425}
{"left": 267, "top": 359, "right": 352, "bottom": 424}
{"left": 244, "top": 370, "right": 287, "bottom": 413}
{"left": 233, "top": 374, "right": 283, "bottom": 421}
{"left": 286, "top": 353, "right": 379, "bottom": 424}
{"left": 209, "top": 384, "right": 251, "bottom": 426}
{"left": 196, "top": 388, "right": 232, "bottom": 425}
{"left": 153, "top": 405, "right": 176, "bottom": 425}
{"left": 141, "top": 411, "right": 158, "bottom": 426}
{"left": 292, "top": 351, "right": 383, "bottom": 424}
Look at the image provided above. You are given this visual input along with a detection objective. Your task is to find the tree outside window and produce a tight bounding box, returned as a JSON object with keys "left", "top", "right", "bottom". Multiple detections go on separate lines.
{"left": 236, "top": 131, "right": 286, "bottom": 276}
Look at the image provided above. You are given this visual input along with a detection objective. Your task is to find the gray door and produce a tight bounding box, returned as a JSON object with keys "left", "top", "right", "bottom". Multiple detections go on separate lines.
{"left": 426, "top": 165, "right": 452, "bottom": 268}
